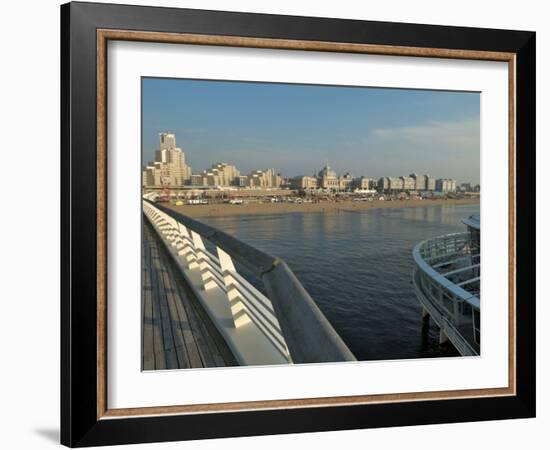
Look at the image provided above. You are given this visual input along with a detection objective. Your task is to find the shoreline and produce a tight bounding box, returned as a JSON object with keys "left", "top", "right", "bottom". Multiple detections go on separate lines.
{"left": 165, "top": 198, "right": 480, "bottom": 219}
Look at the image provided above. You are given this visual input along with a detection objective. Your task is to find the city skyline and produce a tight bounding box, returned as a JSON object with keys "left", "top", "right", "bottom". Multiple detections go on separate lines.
{"left": 142, "top": 78, "right": 480, "bottom": 183}
{"left": 142, "top": 132, "right": 473, "bottom": 191}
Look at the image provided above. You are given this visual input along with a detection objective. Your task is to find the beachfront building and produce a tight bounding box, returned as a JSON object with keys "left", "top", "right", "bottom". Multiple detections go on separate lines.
{"left": 241, "top": 168, "right": 281, "bottom": 188}
{"left": 388, "top": 177, "right": 404, "bottom": 191}
{"left": 210, "top": 162, "right": 240, "bottom": 186}
{"left": 191, "top": 170, "right": 220, "bottom": 187}
{"left": 274, "top": 172, "right": 282, "bottom": 188}
{"left": 378, "top": 177, "right": 389, "bottom": 192}
{"left": 339, "top": 173, "right": 354, "bottom": 190}
{"left": 376, "top": 174, "right": 441, "bottom": 193}
{"left": 410, "top": 173, "right": 427, "bottom": 191}
{"left": 436, "top": 178, "right": 457, "bottom": 193}
{"left": 377, "top": 176, "right": 401, "bottom": 193}
{"left": 290, "top": 176, "right": 318, "bottom": 190}
{"left": 190, "top": 174, "right": 207, "bottom": 186}
{"left": 237, "top": 175, "right": 250, "bottom": 187}
{"left": 400, "top": 176, "right": 416, "bottom": 191}
{"left": 189, "top": 162, "right": 241, "bottom": 187}
{"left": 450, "top": 179, "right": 457, "bottom": 192}
{"left": 318, "top": 164, "right": 339, "bottom": 190}
{"left": 142, "top": 162, "right": 162, "bottom": 187}
{"left": 142, "top": 132, "right": 192, "bottom": 187}
{"left": 426, "top": 175, "right": 436, "bottom": 191}
{"left": 353, "top": 176, "right": 371, "bottom": 190}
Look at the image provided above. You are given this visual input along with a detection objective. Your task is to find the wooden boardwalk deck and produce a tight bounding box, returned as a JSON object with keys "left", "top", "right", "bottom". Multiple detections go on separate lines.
{"left": 142, "top": 220, "right": 238, "bottom": 370}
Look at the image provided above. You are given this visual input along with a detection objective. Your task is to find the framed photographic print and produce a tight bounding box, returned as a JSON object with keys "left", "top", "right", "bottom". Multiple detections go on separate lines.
{"left": 60, "top": 1, "right": 536, "bottom": 447}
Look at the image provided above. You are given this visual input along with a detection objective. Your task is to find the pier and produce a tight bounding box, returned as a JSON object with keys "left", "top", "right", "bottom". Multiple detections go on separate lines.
{"left": 142, "top": 196, "right": 356, "bottom": 369}
{"left": 412, "top": 215, "right": 481, "bottom": 356}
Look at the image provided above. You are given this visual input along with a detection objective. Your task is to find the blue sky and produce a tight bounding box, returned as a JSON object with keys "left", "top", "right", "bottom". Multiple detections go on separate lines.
{"left": 142, "top": 78, "right": 480, "bottom": 183}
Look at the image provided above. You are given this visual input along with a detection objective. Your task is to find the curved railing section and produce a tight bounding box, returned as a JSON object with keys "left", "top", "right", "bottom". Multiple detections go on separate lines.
{"left": 143, "top": 197, "right": 356, "bottom": 365}
{"left": 412, "top": 232, "right": 480, "bottom": 356}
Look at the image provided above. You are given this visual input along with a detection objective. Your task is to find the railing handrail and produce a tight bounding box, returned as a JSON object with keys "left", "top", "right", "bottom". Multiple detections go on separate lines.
{"left": 146, "top": 199, "right": 276, "bottom": 276}
{"left": 413, "top": 233, "right": 480, "bottom": 310}
{"left": 144, "top": 199, "right": 356, "bottom": 364}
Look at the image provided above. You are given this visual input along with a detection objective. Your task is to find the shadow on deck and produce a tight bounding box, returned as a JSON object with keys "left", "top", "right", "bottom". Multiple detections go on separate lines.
{"left": 142, "top": 219, "right": 238, "bottom": 370}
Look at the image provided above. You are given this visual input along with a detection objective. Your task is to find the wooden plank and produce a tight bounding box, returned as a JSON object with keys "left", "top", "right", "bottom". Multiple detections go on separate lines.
{"left": 153, "top": 220, "right": 227, "bottom": 368}
{"left": 160, "top": 229, "right": 235, "bottom": 367}
{"left": 142, "top": 231, "right": 155, "bottom": 370}
{"left": 193, "top": 278, "right": 239, "bottom": 366}
{"left": 174, "top": 277, "right": 237, "bottom": 367}
{"left": 170, "top": 268, "right": 218, "bottom": 367}
{"left": 149, "top": 236, "right": 179, "bottom": 370}
{"left": 157, "top": 245, "right": 191, "bottom": 369}
{"left": 161, "top": 251, "right": 204, "bottom": 368}
{"left": 147, "top": 227, "right": 167, "bottom": 370}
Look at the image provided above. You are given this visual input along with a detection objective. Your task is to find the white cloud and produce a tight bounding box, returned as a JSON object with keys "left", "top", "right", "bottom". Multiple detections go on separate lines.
{"left": 370, "top": 118, "right": 480, "bottom": 154}
{"left": 323, "top": 117, "right": 481, "bottom": 182}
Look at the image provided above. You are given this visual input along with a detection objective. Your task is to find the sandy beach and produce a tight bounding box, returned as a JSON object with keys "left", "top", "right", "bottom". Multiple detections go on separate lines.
{"left": 165, "top": 198, "right": 480, "bottom": 218}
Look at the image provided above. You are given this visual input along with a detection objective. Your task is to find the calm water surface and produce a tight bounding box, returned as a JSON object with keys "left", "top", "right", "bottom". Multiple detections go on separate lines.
{"left": 200, "top": 204, "right": 480, "bottom": 361}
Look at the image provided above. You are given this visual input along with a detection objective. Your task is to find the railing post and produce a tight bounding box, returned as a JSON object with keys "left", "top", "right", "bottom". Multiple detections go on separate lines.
{"left": 191, "top": 231, "right": 218, "bottom": 291}
{"left": 217, "top": 247, "right": 251, "bottom": 328}
{"left": 153, "top": 213, "right": 164, "bottom": 228}
{"left": 174, "top": 223, "right": 199, "bottom": 269}
{"left": 161, "top": 214, "right": 179, "bottom": 242}
{"left": 163, "top": 216, "right": 178, "bottom": 244}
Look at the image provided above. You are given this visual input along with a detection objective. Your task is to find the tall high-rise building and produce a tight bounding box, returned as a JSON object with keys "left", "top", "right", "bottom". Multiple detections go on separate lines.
{"left": 143, "top": 133, "right": 192, "bottom": 187}
{"left": 159, "top": 132, "right": 176, "bottom": 150}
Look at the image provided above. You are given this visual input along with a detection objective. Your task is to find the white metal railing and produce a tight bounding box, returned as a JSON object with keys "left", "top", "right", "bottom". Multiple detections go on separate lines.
{"left": 143, "top": 200, "right": 292, "bottom": 363}
{"left": 412, "top": 232, "right": 480, "bottom": 355}
{"left": 143, "top": 198, "right": 356, "bottom": 364}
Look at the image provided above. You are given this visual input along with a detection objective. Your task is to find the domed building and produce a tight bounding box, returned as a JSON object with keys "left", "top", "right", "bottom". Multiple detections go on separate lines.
{"left": 318, "top": 164, "right": 339, "bottom": 190}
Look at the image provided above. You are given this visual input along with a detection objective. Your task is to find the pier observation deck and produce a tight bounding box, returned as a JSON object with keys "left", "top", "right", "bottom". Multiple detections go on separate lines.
{"left": 142, "top": 195, "right": 356, "bottom": 370}
{"left": 412, "top": 215, "right": 481, "bottom": 356}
